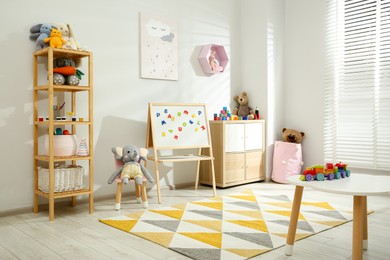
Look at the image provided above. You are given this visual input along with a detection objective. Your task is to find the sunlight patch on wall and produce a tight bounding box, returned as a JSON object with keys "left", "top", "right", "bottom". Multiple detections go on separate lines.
{"left": 0, "top": 106, "right": 15, "bottom": 128}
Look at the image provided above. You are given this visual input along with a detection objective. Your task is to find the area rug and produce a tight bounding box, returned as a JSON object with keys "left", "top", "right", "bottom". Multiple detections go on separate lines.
{"left": 99, "top": 189, "right": 355, "bottom": 259}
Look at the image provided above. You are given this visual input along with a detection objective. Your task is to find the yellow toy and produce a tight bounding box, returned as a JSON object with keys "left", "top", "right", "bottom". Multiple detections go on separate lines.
{"left": 44, "top": 28, "right": 66, "bottom": 48}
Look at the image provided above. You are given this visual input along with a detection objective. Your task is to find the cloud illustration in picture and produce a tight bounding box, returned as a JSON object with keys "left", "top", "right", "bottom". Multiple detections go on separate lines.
{"left": 145, "top": 19, "right": 175, "bottom": 42}
{"left": 145, "top": 19, "right": 170, "bottom": 37}
{"left": 161, "top": 33, "right": 174, "bottom": 42}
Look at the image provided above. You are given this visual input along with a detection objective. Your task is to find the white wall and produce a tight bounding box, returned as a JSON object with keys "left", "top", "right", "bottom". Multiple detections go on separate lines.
{"left": 284, "top": 0, "right": 327, "bottom": 167}
{"left": 0, "top": 0, "right": 243, "bottom": 212}
{"left": 0, "top": 0, "right": 328, "bottom": 212}
{"left": 240, "top": 0, "right": 285, "bottom": 181}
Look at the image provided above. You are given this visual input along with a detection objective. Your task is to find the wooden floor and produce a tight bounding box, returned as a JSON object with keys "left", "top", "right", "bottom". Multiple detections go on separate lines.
{"left": 1, "top": 182, "right": 389, "bottom": 259}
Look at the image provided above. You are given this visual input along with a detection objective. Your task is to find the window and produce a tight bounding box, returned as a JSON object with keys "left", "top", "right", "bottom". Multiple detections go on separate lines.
{"left": 324, "top": 0, "right": 390, "bottom": 171}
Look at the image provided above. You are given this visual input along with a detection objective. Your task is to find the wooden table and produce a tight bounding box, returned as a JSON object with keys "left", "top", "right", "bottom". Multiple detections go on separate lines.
{"left": 285, "top": 174, "right": 390, "bottom": 260}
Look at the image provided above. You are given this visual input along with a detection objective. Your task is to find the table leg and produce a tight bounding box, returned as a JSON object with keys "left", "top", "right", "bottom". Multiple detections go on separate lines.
{"left": 353, "top": 196, "right": 364, "bottom": 260}
{"left": 362, "top": 196, "right": 368, "bottom": 250}
{"left": 285, "top": 185, "right": 304, "bottom": 256}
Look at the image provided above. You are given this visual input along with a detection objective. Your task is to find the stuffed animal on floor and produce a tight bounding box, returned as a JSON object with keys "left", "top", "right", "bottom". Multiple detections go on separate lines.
{"left": 232, "top": 91, "right": 255, "bottom": 119}
{"left": 107, "top": 145, "right": 154, "bottom": 185}
{"left": 282, "top": 128, "right": 305, "bottom": 143}
{"left": 29, "top": 23, "right": 53, "bottom": 50}
{"left": 44, "top": 28, "right": 66, "bottom": 48}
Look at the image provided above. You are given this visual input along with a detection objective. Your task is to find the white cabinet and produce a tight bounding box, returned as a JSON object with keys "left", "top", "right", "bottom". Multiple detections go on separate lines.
{"left": 225, "top": 123, "right": 263, "bottom": 152}
{"left": 200, "top": 120, "right": 265, "bottom": 188}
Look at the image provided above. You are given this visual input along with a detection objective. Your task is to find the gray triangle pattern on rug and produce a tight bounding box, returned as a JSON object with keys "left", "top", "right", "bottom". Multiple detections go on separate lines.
{"left": 171, "top": 248, "right": 221, "bottom": 260}
{"left": 142, "top": 220, "right": 180, "bottom": 232}
{"left": 306, "top": 210, "right": 348, "bottom": 220}
{"left": 225, "top": 232, "right": 274, "bottom": 248}
{"left": 269, "top": 220, "right": 315, "bottom": 233}
{"left": 189, "top": 210, "right": 223, "bottom": 220}
{"left": 260, "top": 195, "right": 291, "bottom": 202}
{"left": 227, "top": 201, "right": 260, "bottom": 210}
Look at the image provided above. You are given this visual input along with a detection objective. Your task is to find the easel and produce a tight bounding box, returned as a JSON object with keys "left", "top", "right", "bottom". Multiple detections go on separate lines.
{"left": 145, "top": 103, "right": 217, "bottom": 203}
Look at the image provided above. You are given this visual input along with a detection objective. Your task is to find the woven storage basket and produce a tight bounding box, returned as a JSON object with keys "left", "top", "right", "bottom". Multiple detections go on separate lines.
{"left": 38, "top": 165, "right": 84, "bottom": 193}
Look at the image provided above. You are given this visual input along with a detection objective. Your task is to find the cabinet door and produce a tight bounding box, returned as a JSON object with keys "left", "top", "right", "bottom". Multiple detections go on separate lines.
{"left": 225, "top": 124, "right": 245, "bottom": 152}
{"left": 225, "top": 153, "right": 245, "bottom": 183}
{"left": 245, "top": 151, "right": 263, "bottom": 180}
{"left": 245, "top": 123, "right": 263, "bottom": 151}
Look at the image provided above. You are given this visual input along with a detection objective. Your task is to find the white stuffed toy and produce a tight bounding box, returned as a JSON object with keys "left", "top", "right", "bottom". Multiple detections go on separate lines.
{"left": 56, "top": 23, "right": 83, "bottom": 51}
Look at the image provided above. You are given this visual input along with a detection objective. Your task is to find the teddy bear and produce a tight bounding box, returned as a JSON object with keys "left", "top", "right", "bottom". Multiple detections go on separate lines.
{"left": 107, "top": 145, "right": 154, "bottom": 186}
{"left": 44, "top": 28, "right": 66, "bottom": 48}
{"left": 29, "top": 23, "right": 53, "bottom": 50}
{"left": 232, "top": 91, "right": 255, "bottom": 119}
{"left": 56, "top": 23, "right": 83, "bottom": 51}
{"left": 281, "top": 128, "right": 305, "bottom": 143}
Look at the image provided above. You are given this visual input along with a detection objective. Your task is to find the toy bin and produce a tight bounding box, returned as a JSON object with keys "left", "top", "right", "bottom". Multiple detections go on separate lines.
{"left": 44, "top": 134, "right": 78, "bottom": 156}
{"left": 271, "top": 141, "right": 303, "bottom": 183}
{"left": 38, "top": 165, "right": 84, "bottom": 193}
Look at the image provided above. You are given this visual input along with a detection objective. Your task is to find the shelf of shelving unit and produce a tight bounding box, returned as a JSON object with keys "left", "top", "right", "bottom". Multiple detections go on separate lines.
{"left": 33, "top": 47, "right": 94, "bottom": 221}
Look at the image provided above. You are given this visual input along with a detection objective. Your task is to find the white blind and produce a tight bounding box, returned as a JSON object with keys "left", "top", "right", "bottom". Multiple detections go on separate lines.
{"left": 325, "top": 0, "right": 390, "bottom": 171}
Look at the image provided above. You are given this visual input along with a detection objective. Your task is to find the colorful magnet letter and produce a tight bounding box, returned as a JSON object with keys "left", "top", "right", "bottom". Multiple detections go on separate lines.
{"left": 201, "top": 125, "right": 206, "bottom": 130}
{"left": 189, "top": 120, "right": 193, "bottom": 124}
{"left": 184, "top": 110, "right": 189, "bottom": 115}
{"left": 156, "top": 113, "right": 160, "bottom": 117}
{"left": 182, "top": 122, "right": 187, "bottom": 127}
{"left": 198, "top": 111, "right": 202, "bottom": 115}
{"left": 178, "top": 127, "right": 182, "bottom": 131}
{"left": 174, "top": 135, "right": 178, "bottom": 140}
{"left": 161, "top": 120, "right": 166, "bottom": 125}
{"left": 195, "top": 128, "right": 199, "bottom": 132}
{"left": 164, "top": 109, "right": 168, "bottom": 113}
{"left": 191, "top": 114, "right": 196, "bottom": 118}
{"left": 168, "top": 129, "right": 173, "bottom": 133}
{"left": 162, "top": 132, "right": 166, "bottom": 137}
{"left": 177, "top": 112, "right": 182, "bottom": 116}
{"left": 168, "top": 114, "right": 171, "bottom": 118}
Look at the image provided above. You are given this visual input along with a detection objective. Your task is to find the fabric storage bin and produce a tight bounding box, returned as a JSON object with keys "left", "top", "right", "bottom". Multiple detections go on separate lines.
{"left": 271, "top": 141, "right": 303, "bottom": 183}
{"left": 38, "top": 165, "right": 84, "bottom": 192}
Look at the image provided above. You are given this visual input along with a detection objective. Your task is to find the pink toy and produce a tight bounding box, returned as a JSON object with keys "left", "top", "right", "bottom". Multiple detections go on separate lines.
{"left": 209, "top": 50, "right": 224, "bottom": 72}
{"left": 197, "top": 44, "right": 229, "bottom": 74}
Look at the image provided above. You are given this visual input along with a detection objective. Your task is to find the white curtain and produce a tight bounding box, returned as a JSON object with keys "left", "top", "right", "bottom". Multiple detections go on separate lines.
{"left": 324, "top": 0, "right": 390, "bottom": 171}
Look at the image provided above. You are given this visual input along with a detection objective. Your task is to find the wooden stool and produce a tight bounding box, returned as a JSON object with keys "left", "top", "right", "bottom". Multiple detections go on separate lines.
{"left": 113, "top": 147, "right": 149, "bottom": 210}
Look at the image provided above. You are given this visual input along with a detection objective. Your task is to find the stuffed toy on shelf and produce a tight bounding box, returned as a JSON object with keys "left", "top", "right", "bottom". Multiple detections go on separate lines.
{"left": 44, "top": 28, "right": 66, "bottom": 48}
{"left": 29, "top": 23, "right": 53, "bottom": 50}
{"left": 232, "top": 91, "right": 255, "bottom": 119}
{"left": 56, "top": 23, "right": 84, "bottom": 51}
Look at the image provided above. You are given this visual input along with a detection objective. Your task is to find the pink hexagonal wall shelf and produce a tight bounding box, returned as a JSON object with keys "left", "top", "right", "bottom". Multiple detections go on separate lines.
{"left": 198, "top": 44, "right": 228, "bottom": 74}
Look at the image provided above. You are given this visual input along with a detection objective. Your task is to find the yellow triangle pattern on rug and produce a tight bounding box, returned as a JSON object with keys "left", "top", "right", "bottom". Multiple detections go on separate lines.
{"left": 99, "top": 189, "right": 355, "bottom": 260}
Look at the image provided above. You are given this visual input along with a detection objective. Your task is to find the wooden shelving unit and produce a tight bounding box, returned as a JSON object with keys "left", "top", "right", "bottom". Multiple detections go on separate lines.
{"left": 33, "top": 47, "right": 94, "bottom": 221}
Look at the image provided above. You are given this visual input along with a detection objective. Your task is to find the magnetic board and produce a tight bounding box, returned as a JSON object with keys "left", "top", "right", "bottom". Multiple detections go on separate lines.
{"left": 147, "top": 103, "right": 211, "bottom": 149}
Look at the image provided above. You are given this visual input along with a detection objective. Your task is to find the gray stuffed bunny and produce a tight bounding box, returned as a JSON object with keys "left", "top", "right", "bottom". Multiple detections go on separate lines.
{"left": 107, "top": 145, "right": 154, "bottom": 185}
{"left": 30, "top": 23, "right": 53, "bottom": 50}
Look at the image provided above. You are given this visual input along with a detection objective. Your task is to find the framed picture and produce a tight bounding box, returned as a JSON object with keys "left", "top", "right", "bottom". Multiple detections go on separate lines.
{"left": 140, "top": 13, "right": 178, "bottom": 80}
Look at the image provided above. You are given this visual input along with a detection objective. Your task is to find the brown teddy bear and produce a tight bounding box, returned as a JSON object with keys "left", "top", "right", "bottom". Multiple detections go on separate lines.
{"left": 282, "top": 128, "right": 305, "bottom": 143}
{"left": 232, "top": 91, "right": 255, "bottom": 119}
